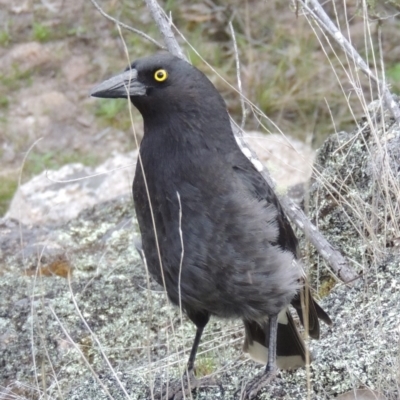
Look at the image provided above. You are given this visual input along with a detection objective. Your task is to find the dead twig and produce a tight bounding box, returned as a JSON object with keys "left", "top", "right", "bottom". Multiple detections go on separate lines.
{"left": 143, "top": 0, "right": 186, "bottom": 60}
{"left": 89, "top": 0, "right": 165, "bottom": 50}
{"left": 297, "top": 0, "right": 400, "bottom": 123}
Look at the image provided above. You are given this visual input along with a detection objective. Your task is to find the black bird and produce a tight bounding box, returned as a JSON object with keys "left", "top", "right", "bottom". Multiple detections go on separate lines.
{"left": 91, "top": 53, "right": 331, "bottom": 398}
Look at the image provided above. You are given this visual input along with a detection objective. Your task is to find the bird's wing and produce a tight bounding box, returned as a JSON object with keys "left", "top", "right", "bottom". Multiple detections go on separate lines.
{"left": 230, "top": 150, "right": 332, "bottom": 333}
{"left": 230, "top": 151, "right": 299, "bottom": 257}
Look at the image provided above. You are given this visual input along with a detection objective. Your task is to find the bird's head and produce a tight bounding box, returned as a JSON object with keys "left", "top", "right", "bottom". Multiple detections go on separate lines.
{"left": 90, "top": 52, "right": 226, "bottom": 120}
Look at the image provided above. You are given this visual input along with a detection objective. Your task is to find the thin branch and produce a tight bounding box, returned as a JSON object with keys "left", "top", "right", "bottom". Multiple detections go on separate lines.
{"left": 233, "top": 123, "right": 358, "bottom": 283}
{"left": 229, "top": 21, "right": 247, "bottom": 129}
{"left": 89, "top": 0, "right": 165, "bottom": 50}
{"left": 280, "top": 195, "right": 358, "bottom": 282}
{"left": 144, "top": 0, "right": 186, "bottom": 60}
{"left": 297, "top": 0, "right": 400, "bottom": 122}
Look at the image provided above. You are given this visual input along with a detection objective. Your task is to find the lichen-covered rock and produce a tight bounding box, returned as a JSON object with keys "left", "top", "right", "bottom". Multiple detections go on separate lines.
{"left": 5, "top": 133, "right": 313, "bottom": 226}
{"left": 1, "top": 105, "right": 399, "bottom": 399}
{"left": 6, "top": 151, "right": 137, "bottom": 225}
{"left": 308, "top": 100, "right": 400, "bottom": 275}
{"left": 244, "top": 132, "right": 315, "bottom": 191}
{"left": 0, "top": 196, "right": 244, "bottom": 400}
{"left": 303, "top": 100, "right": 400, "bottom": 399}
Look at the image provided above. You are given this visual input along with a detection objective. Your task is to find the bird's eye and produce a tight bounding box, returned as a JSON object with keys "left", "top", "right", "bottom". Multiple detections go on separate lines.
{"left": 154, "top": 69, "right": 168, "bottom": 82}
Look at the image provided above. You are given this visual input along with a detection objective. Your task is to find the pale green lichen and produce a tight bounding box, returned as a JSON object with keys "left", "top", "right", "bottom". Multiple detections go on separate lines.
{"left": 2, "top": 102, "right": 400, "bottom": 399}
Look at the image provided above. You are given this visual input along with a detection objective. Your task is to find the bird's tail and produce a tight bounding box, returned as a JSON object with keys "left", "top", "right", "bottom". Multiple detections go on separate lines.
{"left": 243, "top": 309, "right": 307, "bottom": 369}
{"left": 243, "top": 290, "right": 332, "bottom": 368}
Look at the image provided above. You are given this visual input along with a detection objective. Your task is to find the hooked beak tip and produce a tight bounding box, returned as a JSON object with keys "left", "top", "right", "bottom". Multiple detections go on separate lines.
{"left": 89, "top": 68, "right": 145, "bottom": 99}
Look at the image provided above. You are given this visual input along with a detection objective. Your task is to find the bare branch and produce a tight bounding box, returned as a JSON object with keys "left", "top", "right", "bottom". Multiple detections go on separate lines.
{"left": 229, "top": 21, "right": 247, "bottom": 130}
{"left": 232, "top": 126, "right": 358, "bottom": 283}
{"left": 143, "top": 0, "right": 186, "bottom": 60}
{"left": 280, "top": 195, "right": 358, "bottom": 283}
{"left": 89, "top": 0, "right": 165, "bottom": 50}
{"left": 298, "top": 0, "right": 400, "bottom": 122}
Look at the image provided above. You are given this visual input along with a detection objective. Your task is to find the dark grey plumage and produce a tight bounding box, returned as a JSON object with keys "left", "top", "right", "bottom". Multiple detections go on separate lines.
{"left": 91, "top": 52, "right": 331, "bottom": 397}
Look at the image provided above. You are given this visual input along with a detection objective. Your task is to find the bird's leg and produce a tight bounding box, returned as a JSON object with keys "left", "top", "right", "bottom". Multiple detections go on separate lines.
{"left": 167, "top": 325, "right": 206, "bottom": 399}
{"left": 183, "top": 310, "right": 209, "bottom": 374}
{"left": 186, "top": 325, "right": 204, "bottom": 373}
{"left": 154, "top": 315, "right": 218, "bottom": 400}
{"left": 245, "top": 314, "right": 279, "bottom": 399}
{"left": 265, "top": 314, "right": 278, "bottom": 374}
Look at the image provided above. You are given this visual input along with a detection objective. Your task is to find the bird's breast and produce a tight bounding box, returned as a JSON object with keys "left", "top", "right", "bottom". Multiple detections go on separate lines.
{"left": 133, "top": 132, "right": 300, "bottom": 319}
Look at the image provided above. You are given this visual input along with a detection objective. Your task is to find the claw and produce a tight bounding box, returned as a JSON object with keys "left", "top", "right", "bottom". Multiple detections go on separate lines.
{"left": 244, "top": 367, "right": 277, "bottom": 399}
{"left": 152, "top": 372, "right": 217, "bottom": 400}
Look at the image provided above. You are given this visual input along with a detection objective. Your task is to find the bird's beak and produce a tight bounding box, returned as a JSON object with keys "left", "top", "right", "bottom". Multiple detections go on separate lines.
{"left": 90, "top": 68, "right": 146, "bottom": 99}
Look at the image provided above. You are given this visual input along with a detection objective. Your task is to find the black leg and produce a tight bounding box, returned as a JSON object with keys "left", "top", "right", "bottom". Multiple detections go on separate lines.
{"left": 265, "top": 314, "right": 278, "bottom": 374}
{"left": 185, "top": 309, "right": 209, "bottom": 373}
{"left": 244, "top": 314, "right": 279, "bottom": 399}
{"left": 153, "top": 311, "right": 214, "bottom": 399}
{"left": 187, "top": 325, "right": 205, "bottom": 372}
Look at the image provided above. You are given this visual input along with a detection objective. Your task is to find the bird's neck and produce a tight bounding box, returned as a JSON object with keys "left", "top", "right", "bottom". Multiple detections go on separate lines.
{"left": 142, "top": 106, "right": 235, "bottom": 151}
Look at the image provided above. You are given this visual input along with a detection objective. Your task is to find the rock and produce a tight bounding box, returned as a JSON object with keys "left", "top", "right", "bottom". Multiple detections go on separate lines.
{"left": 1, "top": 103, "right": 400, "bottom": 399}
{"left": 244, "top": 132, "right": 315, "bottom": 190}
{"left": 337, "top": 388, "right": 387, "bottom": 400}
{"left": 308, "top": 99, "right": 400, "bottom": 274}
{"left": 6, "top": 151, "right": 137, "bottom": 225}
{"left": 0, "top": 196, "right": 146, "bottom": 400}
{"left": 1, "top": 104, "right": 400, "bottom": 398}
{"left": 303, "top": 99, "right": 400, "bottom": 399}
{"left": 5, "top": 133, "right": 313, "bottom": 225}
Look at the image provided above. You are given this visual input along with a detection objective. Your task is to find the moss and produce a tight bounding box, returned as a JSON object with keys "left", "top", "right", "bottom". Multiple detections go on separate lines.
{"left": 195, "top": 356, "right": 217, "bottom": 377}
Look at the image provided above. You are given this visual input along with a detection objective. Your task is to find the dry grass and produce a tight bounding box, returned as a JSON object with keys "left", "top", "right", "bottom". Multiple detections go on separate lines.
{"left": 1, "top": 1, "right": 400, "bottom": 400}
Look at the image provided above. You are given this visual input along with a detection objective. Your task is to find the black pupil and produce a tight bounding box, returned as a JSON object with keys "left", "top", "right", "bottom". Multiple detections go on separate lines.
{"left": 157, "top": 71, "right": 164, "bottom": 79}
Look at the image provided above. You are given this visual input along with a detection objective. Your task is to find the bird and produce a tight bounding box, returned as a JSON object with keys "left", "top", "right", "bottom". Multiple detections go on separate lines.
{"left": 90, "top": 52, "right": 332, "bottom": 398}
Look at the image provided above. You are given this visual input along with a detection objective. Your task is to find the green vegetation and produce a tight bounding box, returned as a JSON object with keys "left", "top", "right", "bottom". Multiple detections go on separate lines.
{"left": 23, "top": 151, "right": 99, "bottom": 179}
{"left": 32, "top": 23, "right": 52, "bottom": 42}
{"left": 95, "top": 99, "right": 126, "bottom": 121}
{"left": 94, "top": 98, "right": 132, "bottom": 130}
{"left": 0, "top": 176, "right": 18, "bottom": 216}
{"left": 195, "top": 355, "right": 217, "bottom": 377}
{"left": 0, "top": 96, "right": 9, "bottom": 109}
{"left": 0, "top": 30, "right": 11, "bottom": 46}
{"left": 386, "top": 63, "right": 400, "bottom": 92}
{"left": 0, "top": 66, "right": 33, "bottom": 91}
{"left": 32, "top": 20, "right": 87, "bottom": 43}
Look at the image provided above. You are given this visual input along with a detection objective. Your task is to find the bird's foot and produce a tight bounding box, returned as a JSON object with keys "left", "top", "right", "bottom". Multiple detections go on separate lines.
{"left": 244, "top": 366, "right": 277, "bottom": 399}
{"left": 153, "top": 369, "right": 218, "bottom": 400}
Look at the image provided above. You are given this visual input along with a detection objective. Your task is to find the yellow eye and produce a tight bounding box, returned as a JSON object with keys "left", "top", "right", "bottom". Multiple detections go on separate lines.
{"left": 154, "top": 69, "right": 168, "bottom": 82}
